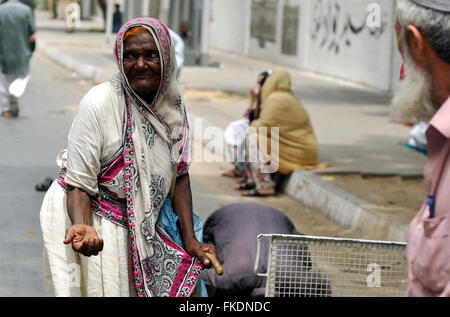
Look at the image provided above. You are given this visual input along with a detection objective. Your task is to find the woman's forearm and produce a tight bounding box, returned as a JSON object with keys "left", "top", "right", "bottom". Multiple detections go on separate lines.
{"left": 67, "top": 188, "right": 93, "bottom": 226}
{"left": 254, "top": 94, "right": 262, "bottom": 119}
{"left": 172, "top": 173, "right": 196, "bottom": 244}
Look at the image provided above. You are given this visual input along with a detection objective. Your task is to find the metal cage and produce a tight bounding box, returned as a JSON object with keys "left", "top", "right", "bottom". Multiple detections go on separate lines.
{"left": 255, "top": 234, "right": 408, "bottom": 297}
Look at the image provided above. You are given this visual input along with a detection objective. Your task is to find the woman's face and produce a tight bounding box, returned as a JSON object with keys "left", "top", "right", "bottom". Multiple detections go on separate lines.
{"left": 123, "top": 30, "right": 162, "bottom": 101}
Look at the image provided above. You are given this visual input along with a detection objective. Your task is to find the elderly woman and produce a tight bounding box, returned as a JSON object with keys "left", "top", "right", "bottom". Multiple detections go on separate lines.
{"left": 238, "top": 70, "right": 321, "bottom": 197}
{"left": 40, "top": 18, "right": 217, "bottom": 297}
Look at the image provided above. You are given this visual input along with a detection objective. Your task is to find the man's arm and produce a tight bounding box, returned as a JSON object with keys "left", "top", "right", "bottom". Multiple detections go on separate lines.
{"left": 26, "top": 7, "right": 36, "bottom": 44}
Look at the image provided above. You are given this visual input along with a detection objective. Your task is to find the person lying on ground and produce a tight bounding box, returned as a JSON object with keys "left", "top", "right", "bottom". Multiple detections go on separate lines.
{"left": 201, "top": 203, "right": 331, "bottom": 297}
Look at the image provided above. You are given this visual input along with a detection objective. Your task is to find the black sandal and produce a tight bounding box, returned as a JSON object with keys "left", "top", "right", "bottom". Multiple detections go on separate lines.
{"left": 235, "top": 182, "right": 255, "bottom": 191}
{"left": 241, "top": 189, "right": 275, "bottom": 197}
{"left": 35, "top": 177, "right": 54, "bottom": 192}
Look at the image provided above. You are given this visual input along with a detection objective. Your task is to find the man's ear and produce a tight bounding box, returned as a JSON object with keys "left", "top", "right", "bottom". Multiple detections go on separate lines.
{"left": 395, "top": 20, "right": 405, "bottom": 58}
{"left": 406, "top": 24, "right": 427, "bottom": 69}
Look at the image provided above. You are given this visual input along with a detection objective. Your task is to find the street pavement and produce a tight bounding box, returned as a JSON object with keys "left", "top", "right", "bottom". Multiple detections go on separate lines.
{"left": 0, "top": 52, "right": 363, "bottom": 298}
{"left": 0, "top": 52, "right": 89, "bottom": 296}
{"left": 0, "top": 10, "right": 426, "bottom": 296}
{"left": 35, "top": 9, "right": 427, "bottom": 177}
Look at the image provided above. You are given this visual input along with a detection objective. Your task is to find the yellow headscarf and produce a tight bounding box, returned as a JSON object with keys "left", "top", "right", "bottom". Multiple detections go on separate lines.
{"left": 251, "top": 70, "right": 320, "bottom": 174}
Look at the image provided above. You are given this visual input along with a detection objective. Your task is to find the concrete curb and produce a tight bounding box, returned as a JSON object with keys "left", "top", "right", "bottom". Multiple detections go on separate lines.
{"left": 282, "top": 170, "right": 409, "bottom": 242}
{"left": 38, "top": 40, "right": 409, "bottom": 242}
{"left": 38, "top": 40, "right": 111, "bottom": 85}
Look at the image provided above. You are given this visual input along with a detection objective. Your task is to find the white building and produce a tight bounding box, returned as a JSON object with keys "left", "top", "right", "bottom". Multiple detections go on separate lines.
{"left": 71, "top": 0, "right": 403, "bottom": 91}
{"left": 209, "top": 0, "right": 403, "bottom": 92}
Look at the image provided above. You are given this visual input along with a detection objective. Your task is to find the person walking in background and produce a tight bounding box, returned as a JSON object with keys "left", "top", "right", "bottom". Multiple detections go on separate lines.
{"left": 391, "top": 0, "right": 450, "bottom": 296}
{"left": 0, "top": 0, "right": 36, "bottom": 118}
{"left": 47, "top": 0, "right": 58, "bottom": 18}
{"left": 1, "top": 0, "right": 34, "bottom": 16}
{"left": 112, "top": 3, "right": 122, "bottom": 33}
{"left": 1, "top": 0, "right": 35, "bottom": 49}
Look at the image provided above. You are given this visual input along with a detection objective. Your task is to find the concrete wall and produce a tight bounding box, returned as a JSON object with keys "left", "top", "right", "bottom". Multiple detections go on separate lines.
{"left": 248, "top": 0, "right": 303, "bottom": 68}
{"left": 305, "top": 0, "right": 398, "bottom": 91}
{"left": 209, "top": 0, "right": 252, "bottom": 55}
{"left": 124, "top": 0, "right": 145, "bottom": 20}
{"left": 209, "top": 0, "right": 403, "bottom": 92}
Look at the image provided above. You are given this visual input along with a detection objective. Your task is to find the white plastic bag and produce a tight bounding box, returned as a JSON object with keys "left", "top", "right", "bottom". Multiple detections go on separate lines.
{"left": 224, "top": 119, "right": 250, "bottom": 147}
{"left": 9, "top": 75, "right": 30, "bottom": 98}
{"left": 408, "top": 121, "right": 429, "bottom": 150}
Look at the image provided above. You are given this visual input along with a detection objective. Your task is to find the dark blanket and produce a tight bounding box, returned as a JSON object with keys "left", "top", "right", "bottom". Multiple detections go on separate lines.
{"left": 202, "top": 203, "right": 318, "bottom": 297}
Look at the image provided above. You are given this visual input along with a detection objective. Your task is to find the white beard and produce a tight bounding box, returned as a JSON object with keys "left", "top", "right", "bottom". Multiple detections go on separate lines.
{"left": 390, "top": 52, "right": 438, "bottom": 125}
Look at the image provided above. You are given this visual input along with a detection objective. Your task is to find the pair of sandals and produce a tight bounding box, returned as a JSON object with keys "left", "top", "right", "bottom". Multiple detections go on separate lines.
{"left": 235, "top": 181, "right": 275, "bottom": 197}
{"left": 224, "top": 168, "right": 276, "bottom": 197}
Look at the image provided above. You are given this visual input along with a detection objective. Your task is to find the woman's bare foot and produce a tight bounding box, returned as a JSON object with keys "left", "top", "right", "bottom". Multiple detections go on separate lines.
{"left": 222, "top": 169, "right": 244, "bottom": 178}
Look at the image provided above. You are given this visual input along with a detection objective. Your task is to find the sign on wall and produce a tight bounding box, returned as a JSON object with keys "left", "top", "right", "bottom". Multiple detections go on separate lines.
{"left": 251, "top": 0, "right": 277, "bottom": 48}
{"left": 281, "top": 5, "right": 299, "bottom": 56}
{"left": 310, "top": 0, "right": 387, "bottom": 55}
{"left": 307, "top": 0, "right": 395, "bottom": 91}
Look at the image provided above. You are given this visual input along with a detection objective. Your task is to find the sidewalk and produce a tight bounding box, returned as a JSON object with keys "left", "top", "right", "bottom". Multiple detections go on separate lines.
{"left": 35, "top": 10, "right": 426, "bottom": 242}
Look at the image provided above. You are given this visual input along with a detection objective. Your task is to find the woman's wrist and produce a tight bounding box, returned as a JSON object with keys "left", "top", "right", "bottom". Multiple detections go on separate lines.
{"left": 74, "top": 218, "right": 92, "bottom": 227}
{"left": 67, "top": 187, "right": 93, "bottom": 227}
{"left": 71, "top": 212, "right": 92, "bottom": 226}
{"left": 182, "top": 233, "right": 198, "bottom": 247}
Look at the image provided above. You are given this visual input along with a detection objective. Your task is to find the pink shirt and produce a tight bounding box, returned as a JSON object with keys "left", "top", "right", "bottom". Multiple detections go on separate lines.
{"left": 406, "top": 97, "right": 450, "bottom": 297}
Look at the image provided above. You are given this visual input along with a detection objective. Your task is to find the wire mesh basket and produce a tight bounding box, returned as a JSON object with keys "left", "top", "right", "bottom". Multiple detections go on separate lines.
{"left": 254, "top": 234, "right": 408, "bottom": 297}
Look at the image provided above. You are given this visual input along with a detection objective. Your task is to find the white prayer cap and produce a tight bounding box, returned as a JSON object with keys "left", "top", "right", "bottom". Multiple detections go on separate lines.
{"left": 410, "top": 0, "right": 450, "bottom": 12}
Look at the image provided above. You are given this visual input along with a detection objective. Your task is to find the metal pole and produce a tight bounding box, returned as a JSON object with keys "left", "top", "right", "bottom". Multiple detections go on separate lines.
{"left": 171, "top": 0, "right": 181, "bottom": 31}
{"left": 199, "top": 0, "right": 210, "bottom": 66}
{"left": 159, "top": 0, "right": 171, "bottom": 24}
{"left": 191, "top": 0, "right": 200, "bottom": 58}
{"left": 181, "top": 0, "right": 190, "bottom": 23}
{"left": 105, "top": 0, "right": 114, "bottom": 44}
{"left": 142, "top": 0, "right": 150, "bottom": 17}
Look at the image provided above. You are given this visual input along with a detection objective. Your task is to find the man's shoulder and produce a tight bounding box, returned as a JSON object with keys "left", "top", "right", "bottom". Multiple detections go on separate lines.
{"left": 0, "top": 1, "right": 32, "bottom": 15}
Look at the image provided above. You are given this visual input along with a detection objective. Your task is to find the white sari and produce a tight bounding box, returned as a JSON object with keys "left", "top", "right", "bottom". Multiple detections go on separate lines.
{"left": 40, "top": 18, "right": 196, "bottom": 297}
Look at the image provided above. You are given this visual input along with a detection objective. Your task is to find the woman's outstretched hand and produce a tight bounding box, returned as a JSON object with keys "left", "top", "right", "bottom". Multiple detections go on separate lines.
{"left": 64, "top": 224, "right": 104, "bottom": 257}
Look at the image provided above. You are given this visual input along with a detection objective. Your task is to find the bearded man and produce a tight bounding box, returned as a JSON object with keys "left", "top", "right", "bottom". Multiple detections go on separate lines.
{"left": 392, "top": 0, "right": 450, "bottom": 296}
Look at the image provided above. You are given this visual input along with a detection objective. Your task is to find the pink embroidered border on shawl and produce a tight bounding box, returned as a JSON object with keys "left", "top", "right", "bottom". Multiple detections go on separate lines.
{"left": 156, "top": 226, "right": 203, "bottom": 297}
{"left": 122, "top": 100, "right": 146, "bottom": 296}
{"left": 123, "top": 95, "right": 202, "bottom": 297}
{"left": 98, "top": 154, "right": 124, "bottom": 183}
{"left": 57, "top": 158, "right": 128, "bottom": 228}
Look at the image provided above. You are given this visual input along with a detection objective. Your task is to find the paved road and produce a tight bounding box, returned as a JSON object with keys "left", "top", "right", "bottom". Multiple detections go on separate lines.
{"left": 0, "top": 52, "right": 89, "bottom": 296}
{"left": 0, "top": 51, "right": 362, "bottom": 297}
